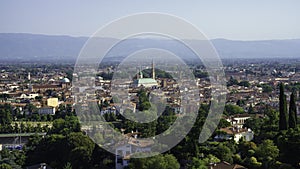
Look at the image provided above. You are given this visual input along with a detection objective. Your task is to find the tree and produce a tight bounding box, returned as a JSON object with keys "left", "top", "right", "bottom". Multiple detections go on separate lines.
{"left": 288, "top": 92, "right": 297, "bottom": 129}
{"left": 238, "top": 80, "right": 250, "bottom": 87}
{"left": 262, "top": 84, "right": 273, "bottom": 93}
{"left": 244, "top": 118, "right": 264, "bottom": 136}
{"left": 227, "top": 76, "right": 238, "bottom": 86}
{"left": 277, "top": 128, "right": 300, "bottom": 167}
{"left": 236, "top": 99, "right": 245, "bottom": 107}
{"left": 49, "top": 116, "right": 81, "bottom": 135}
{"left": 26, "top": 132, "right": 95, "bottom": 169}
{"left": 248, "top": 104, "right": 254, "bottom": 114}
{"left": 0, "top": 164, "right": 12, "bottom": 169}
{"left": 218, "top": 119, "right": 231, "bottom": 128}
{"left": 137, "top": 89, "right": 151, "bottom": 111}
{"left": 127, "top": 154, "right": 180, "bottom": 169}
{"left": 188, "top": 155, "right": 220, "bottom": 169}
{"left": 213, "top": 143, "right": 233, "bottom": 164}
{"left": 224, "top": 104, "right": 244, "bottom": 115}
{"left": 256, "top": 140, "right": 279, "bottom": 169}
{"left": 279, "top": 83, "right": 288, "bottom": 130}
{"left": 0, "top": 109, "right": 12, "bottom": 125}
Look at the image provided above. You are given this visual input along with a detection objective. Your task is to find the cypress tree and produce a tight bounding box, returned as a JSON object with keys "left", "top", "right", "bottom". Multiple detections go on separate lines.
{"left": 289, "top": 92, "right": 297, "bottom": 128}
{"left": 296, "top": 91, "right": 298, "bottom": 125}
{"left": 279, "top": 83, "right": 288, "bottom": 130}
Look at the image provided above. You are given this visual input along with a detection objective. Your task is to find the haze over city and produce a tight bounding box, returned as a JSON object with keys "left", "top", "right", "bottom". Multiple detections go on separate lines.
{"left": 1, "top": 0, "right": 300, "bottom": 40}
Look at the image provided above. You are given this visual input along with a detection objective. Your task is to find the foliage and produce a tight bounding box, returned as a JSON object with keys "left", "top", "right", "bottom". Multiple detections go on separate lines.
{"left": 261, "top": 84, "right": 273, "bottom": 93}
{"left": 277, "top": 127, "right": 300, "bottom": 167}
{"left": 187, "top": 154, "right": 220, "bottom": 169}
{"left": 137, "top": 89, "right": 151, "bottom": 111}
{"left": 227, "top": 76, "right": 238, "bottom": 86}
{"left": 48, "top": 116, "right": 81, "bottom": 135}
{"left": 255, "top": 140, "right": 279, "bottom": 169}
{"left": 217, "top": 118, "right": 231, "bottom": 128}
{"left": 193, "top": 70, "right": 208, "bottom": 78}
{"left": 279, "top": 83, "right": 288, "bottom": 130}
{"left": 238, "top": 80, "right": 250, "bottom": 87}
{"left": 243, "top": 118, "right": 264, "bottom": 134}
{"left": 126, "top": 154, "right": 180, "bottom": 169}
{"left": 288, "top": 92, "right": 297, "bottom": 129}
{"left": 224, "top": 104, "right": 244, "bottom": 115}
{"left": 0, "top": 164, "right": 12, "bottom": 169}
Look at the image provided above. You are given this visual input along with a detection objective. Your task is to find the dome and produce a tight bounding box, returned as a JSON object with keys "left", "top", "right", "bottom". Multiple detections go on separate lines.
{"left": 61, "top": 77, "right": 70, "bottom": 83}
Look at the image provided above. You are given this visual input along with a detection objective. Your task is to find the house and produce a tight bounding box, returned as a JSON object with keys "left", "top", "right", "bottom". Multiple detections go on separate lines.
{"left": 216, "top": 127, "right": 254, "bottom": 143}
{"left": 19, "top": 93, "right": 39, "bottom": 99}
{"left": 226, "top": 114, "right": 251, "bottom": 128}
{"left": 47, "top": 98, "right": 59, "bottom": 107}
{"left": 115, "top": 132, "right": 154, "bottom": 169}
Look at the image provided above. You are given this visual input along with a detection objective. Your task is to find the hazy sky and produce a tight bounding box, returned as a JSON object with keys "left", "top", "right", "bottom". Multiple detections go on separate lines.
{"left": 0, "top": 0, "right": 299, "bottom": 40}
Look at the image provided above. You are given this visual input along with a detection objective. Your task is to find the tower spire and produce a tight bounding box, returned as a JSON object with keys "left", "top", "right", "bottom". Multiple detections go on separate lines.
{"left": 152, "top": 60, "right": 155, "bottom": 79}
{"left": 28, "top": 72, "right": 31, "bottom": 81}
{"left": 139, "top": 66, "right": 143, "bottom": 79}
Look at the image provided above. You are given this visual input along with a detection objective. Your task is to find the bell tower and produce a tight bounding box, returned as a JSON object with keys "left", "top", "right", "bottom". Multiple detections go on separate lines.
{"left": 152, "top": 60, "right": 155, "bottom": 79}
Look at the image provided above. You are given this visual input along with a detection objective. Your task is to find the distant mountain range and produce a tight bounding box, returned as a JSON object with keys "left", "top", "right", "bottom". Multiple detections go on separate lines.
{"left": 0, "top": 33, "right": 300, "bottom": 62}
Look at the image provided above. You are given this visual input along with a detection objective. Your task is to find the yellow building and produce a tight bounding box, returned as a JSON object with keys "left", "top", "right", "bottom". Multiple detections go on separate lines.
{"left": 47, "top": 98, "right": 59, "bottom": 108}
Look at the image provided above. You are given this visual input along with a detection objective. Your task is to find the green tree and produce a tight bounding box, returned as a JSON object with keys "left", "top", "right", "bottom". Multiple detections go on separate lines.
{"left": 49, "top": 116, "right": 81, "bottom": 135}
{"left": 279, "top": 83, "right": 288, "bottom": 130}
{"left": 262, "top": 84, "right": 273, "bottom": 93}
{"left": 277, "top": 128, "right": 300, "bottom": 167}
{"left": 213, "top": 143, "right": 233, "bottom": 163}
{"left": 187, "top": 155, "right": 220, "bottom": 169}
{"left": 238, "top": 80, "right": 250, "bottom": 87}
{"left": 26, "top": 132, "right": 96, "bottom": 169}
{"left": 0, "top": 104, "right": 12, "bottom": 125}
{"left": 218, "top": 119, "right": 231, "bottom": 128}
{"left": 224, "top": 104, "right": 244, "bottom": 115}
{"left": 137, "top": 89, "right": 151, "bottom": 111}
{"left": 256, "top": 139, "right": 279, "bottom": 169}
{"left": 227, "top": 76, "right": 238, "bottom": 86}
{"left": 243, "top": 118, "right": 264, "bottom": 133}
{"left": 0, "top": 164, "right": 12, "bottom": 169}
{"left": 288, "top": 92, "right": 297, "bottom": 129}
{"left": 127, "top": 154, "right": 180, "bottom": 169}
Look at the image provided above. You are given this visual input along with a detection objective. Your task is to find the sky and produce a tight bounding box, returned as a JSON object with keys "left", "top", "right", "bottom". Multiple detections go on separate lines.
{"left": 0, "top": 0, "right": 300, "bottom": 40}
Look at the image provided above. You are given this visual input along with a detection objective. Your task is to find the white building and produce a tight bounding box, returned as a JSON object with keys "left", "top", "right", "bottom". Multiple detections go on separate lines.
{"left": 115, "top": 132, "right": 153, "bottom": 169}
{"left": 216, "top": 127, "right": 254, "bottom": 143}
{"left": 226, "top": 114, "right": 251, "bottom": 128}
{"left": 19, "top": 93, "right": 39, "bottom": 99}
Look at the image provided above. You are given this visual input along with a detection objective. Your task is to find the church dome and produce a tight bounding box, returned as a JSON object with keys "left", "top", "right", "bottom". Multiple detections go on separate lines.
{"left": 61, "top": 77, "right": 70, "bottom": 83}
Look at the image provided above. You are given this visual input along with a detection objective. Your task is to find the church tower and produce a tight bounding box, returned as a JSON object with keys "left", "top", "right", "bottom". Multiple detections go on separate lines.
{"left": 28, "top": 72, "right": 33, "bottom": 92}
{"left": 28, "top": 72, "right": 31, "bottom": 81}
{"left": 139, "top": 66, "right": 143, "bottom": 79}
{"left": 152, "top": 60, "right": 155, "bottom": 79}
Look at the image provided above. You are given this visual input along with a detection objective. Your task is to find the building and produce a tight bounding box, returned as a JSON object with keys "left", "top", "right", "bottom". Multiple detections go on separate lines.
{"left": 32, "top": 84, "right": 63, "bottom": 93}
{"left": 133, "top": 61, "right": 158, "bottom": 88}
{"left": 38, "top": 107, "right": 55, "bottom": 115}
{"left": 226, "top": 114, "right": 251, "bottom": 129}
{"left": 216, "top": 127, "right": 254, "bottom": 143}
{"left": 19, "top": 93, "right": 39, "bottom": 99}
{"left": 133, "top": 78, "right": 158, "bottom": 88}
{"left": 115, "top": 132, "right": 153, "bottom": 169}
{"left": 47, "top": 98, "right": 59, "bottom": 107}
